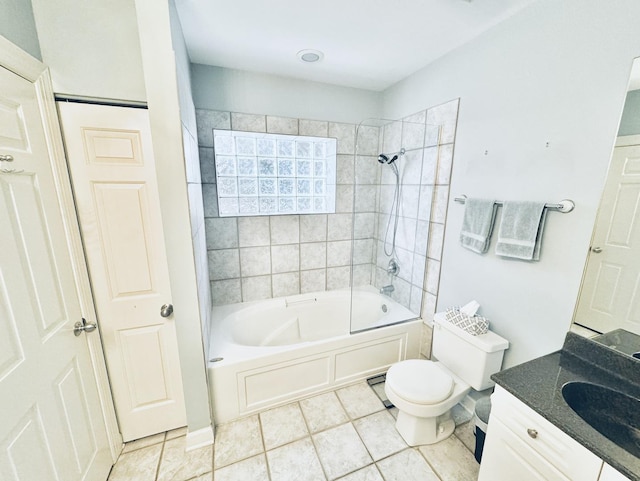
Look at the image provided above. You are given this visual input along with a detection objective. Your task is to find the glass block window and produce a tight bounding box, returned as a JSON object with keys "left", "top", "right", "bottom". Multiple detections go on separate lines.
{"left": 213, "top": 130, "right": 337, "bottom": 217}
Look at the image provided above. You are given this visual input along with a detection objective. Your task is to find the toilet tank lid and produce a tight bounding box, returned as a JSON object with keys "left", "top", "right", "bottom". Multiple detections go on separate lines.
{"left": 434, "top": 312, "right": 509, "bottom": 353}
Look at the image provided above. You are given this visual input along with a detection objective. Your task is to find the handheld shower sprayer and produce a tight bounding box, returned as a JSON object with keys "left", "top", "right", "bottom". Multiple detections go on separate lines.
{"left": 377, "top": 148, "right": 405, "bottom": 165}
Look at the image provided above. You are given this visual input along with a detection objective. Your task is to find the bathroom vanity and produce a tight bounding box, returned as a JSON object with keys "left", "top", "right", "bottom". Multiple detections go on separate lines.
{"left": 478, "top": 331, "right": 640, "bottom": 481}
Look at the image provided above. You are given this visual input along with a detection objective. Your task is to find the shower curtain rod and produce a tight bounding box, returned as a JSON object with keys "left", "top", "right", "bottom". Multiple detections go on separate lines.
{"left": 454, "top": 195, "right": 575, "bottom": 213}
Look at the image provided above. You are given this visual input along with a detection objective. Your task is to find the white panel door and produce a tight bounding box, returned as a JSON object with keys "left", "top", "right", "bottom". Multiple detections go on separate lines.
{"left": 58, "top": 102, "right": 187, "bottom": 441}
{"left": 576, "top": 144, "right": 640, "bottom": 334}
{"left": 0, "top": 67, "right": 112, "bottom": 480}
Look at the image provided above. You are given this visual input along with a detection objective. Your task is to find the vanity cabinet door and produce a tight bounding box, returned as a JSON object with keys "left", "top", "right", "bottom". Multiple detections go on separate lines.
{"left": 599, "top": 464, "right": 632, "bottom": 481}
{"left": 479, "top": 386, "right": 602, "bottom": 481}
{"left": 478, "top": 416, "right": 572, "bottom": 481}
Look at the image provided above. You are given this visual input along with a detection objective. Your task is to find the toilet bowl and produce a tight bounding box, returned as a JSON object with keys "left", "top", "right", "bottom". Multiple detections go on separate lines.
{"left": 385, "top": 312, "right": 508, "bottom": 446}
{"left": 385, "top": 360, "right": 470, "bottom": 445}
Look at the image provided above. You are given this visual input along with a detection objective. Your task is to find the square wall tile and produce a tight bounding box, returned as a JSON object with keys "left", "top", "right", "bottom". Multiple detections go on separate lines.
{"left": 199, "top": 147, "right": 216, "bottom": 183}
{"left": 354, "top": 185, "right": 377, "bottom": 213}
{"left": 352, "top": 264, "right": 372, "bottom": 287}
{"left": 425, "top": 259, "right": 441, "bottom": 294}
{"left": 208, "top": 249, "right": 240, "bottom": 280}
{"left": 299, "top": 119, "right": 328, "bottom": 137}
{"left": 418, "top": 185, "right": 434, "bottom": 222}
{"left": 231, "top": 112, "right": 266, "bottom": 132}
{"left": 203, "top": 184, "right": 219, "bottom": 218}
{"left": 414, "top": 220, "right": 429, "bottom": 255}
{"left": 270, "top": 215, "right": 300, "bottom": 245}
{"left": 300, "top": 242, "right": 326, "bottom": 270}
{"left": 211, "top": 279, "right": 241, "bottom": 306}
{"left": 300, "top": 214, "right": 327, "bottom": 242}
{"left": 336, "top": 154, "right": 355, "bottom": 184}
{"left": 301, "top": 269, "right": 326, "bottom": 293}
{"left": 382, "top": 121, "right": 402, "bottom": 155}
{"left": 410, "top": 286, "right": 423, "bottom": 314}
{"left": 352, "top": 239, "right": 373, "bottom": 265}
{"left": 421, "top": 147, "right": 438, "bottom": 185}
{"left": 271, "top": 244, "right": 300, "bottom": 273}
{"left": 267, "top": 116, "right": 299, "bottom": 134}
{"left": 272, "top": 272, "right": 300, "bottom": 297}
{"left": 427, "top": 222, "right": 445, "bottom": 260}
{"left": 401, "top": 121, "right": 426, "bottom": 151}
{"left": 240, "top": 246, "right": 271, "bottom": 277}
{"left": 328, "top": 214, "right": 353, "bottom": 241}
{"left": 205, "top": 217, "right": 238, "bottom": 250}
{"left": 356, "top": 125, "right": 380, "bottom": 156}
{"left": 401, "top": 149, "right": 423, "bottom": 186}
{"left": 238, "top": 216, "right": 271, "bottom": 247}
{"left": 436, "top": 143, "right": 454, "bottom": 185}
{"left": 432, "top": 186, "right": 449, "bottom": 224}
{"left": 336, "top": 185, "right": 355, "bottom": 213}
{"left": 196, "top": 109, "right": 230, "bottom": 147}
{"left": 327, "top": 240, "right": 352, "bottom": 267}
{"left": 327, "top": 266, "right": 351, "bottom": 290}
{"left": 242, "top": 275, "right": 272, "bottom": 301}
{"left": 355, "top": 155, "right": 379, "bottom": 185}
{"left": 421, "top": 293, "right": 437, "bottom": 325}
{"left": 329, "top": 122, "right": 356, "bottom": 155}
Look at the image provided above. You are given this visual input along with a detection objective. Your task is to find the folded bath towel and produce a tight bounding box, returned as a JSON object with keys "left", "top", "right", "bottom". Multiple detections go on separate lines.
{"left": 459, "top": 198, "right": 498, "bottom": 253}
{"left": 495, "top": 201, "right": 547, "bottom": 261}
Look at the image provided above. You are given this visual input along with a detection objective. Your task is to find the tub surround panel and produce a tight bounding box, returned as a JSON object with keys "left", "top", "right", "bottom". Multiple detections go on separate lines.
{"left": 209, "top": 325, "right": 420, "bottom": 423}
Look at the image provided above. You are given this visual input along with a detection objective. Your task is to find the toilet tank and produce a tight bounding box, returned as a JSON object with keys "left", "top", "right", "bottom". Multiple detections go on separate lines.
{"left": 431, "top": 312, "right": 509, "bottom": 391}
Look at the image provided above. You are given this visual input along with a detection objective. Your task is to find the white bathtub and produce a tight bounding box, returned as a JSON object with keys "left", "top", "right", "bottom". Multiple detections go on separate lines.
{"left": 208, "top": 288, "right": 422, "bottom": 423}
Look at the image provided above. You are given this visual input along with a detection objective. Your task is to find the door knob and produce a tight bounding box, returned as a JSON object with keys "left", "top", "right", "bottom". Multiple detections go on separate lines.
{"left": 160, "top": 303, "right": 174, "bottom": 318}
{"left": 74, "top": 318, "right": 97, "bottom": 336}
{"left": 591, "top": 247, "right": 602, "bottom": 253}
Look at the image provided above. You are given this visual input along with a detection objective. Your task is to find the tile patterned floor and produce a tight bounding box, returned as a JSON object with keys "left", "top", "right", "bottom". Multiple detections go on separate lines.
{"left": 107, "top": 381, "right": 480, "bottom": 481}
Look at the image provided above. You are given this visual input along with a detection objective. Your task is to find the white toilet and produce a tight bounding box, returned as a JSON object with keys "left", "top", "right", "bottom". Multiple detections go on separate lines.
{"left": 385, "top": 312, "right": 509, "bottom": 446}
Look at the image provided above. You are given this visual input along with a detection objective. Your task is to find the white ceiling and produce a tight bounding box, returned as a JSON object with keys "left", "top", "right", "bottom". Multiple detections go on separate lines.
{"left": 175, "top": 0, "right": 537, "bottom": 92}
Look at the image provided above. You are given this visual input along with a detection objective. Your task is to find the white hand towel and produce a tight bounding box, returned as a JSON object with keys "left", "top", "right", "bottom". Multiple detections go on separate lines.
{"left": 495, "top": 201, "right": 547, "bottom": 261}
{"left": 460, "top": 198, "right": 498, "bottom": 254}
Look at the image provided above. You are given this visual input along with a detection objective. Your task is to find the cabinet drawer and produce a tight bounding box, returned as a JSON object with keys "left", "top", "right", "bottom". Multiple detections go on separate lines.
{"left": 490, "top": 386, "right": 602, "bottom": 481}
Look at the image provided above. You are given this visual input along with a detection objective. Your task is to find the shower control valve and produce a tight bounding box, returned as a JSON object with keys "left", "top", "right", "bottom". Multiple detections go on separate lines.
{"left": 387, "top": 259, "right": 400, "bottom": 276}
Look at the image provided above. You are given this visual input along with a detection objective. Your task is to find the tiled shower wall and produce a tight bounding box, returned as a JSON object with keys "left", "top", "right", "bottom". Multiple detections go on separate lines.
{"left": 372, "top": 100, "right": 459, "bottom": 328}
{"left": 195, "top": 99, "right": 458, "bottom": 337}
{"left": 196, "top": 111, "right": 379, "bottom": 305}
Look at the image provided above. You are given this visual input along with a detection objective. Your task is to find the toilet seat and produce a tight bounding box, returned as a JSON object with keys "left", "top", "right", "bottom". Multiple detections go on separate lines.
{"left": 386, "top": 360, "right": 454, "bottom": 405}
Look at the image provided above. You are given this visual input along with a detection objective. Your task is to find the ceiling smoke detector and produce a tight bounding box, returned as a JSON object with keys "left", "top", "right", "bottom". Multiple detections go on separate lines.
{"left": 297, "top": 49, "right": 324, "bottom": 63}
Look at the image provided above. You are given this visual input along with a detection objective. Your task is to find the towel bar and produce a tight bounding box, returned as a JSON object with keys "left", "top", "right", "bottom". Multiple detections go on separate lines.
{"left": 454, "top": 195, "right": 575, "bottom": 213}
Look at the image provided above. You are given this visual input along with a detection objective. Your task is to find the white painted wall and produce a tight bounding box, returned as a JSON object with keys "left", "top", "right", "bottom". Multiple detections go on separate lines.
{"left": 383, "top": 0, "right": 640, "bottom": 367}
{"left": 30, "top": 0, "right": 146, "bottom": 101}
{"left": 0, "top": 0, "right": 41, "bottom": 60}
{"left": 136, "top": 0, "right": 212, "bottom": 435}
{"left": 191, "top": 63, "right": 382, "bottom": 124}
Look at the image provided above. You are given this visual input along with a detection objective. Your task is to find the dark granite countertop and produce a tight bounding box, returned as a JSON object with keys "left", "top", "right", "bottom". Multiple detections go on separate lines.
{"left": 492, "top": 331, "right": 640, "bottom": 481}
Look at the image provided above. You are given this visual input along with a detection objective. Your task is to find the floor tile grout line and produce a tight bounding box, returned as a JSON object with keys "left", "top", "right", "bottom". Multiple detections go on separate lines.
{"left": 153, "top": 437, "right": 167, "bottom": 481}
